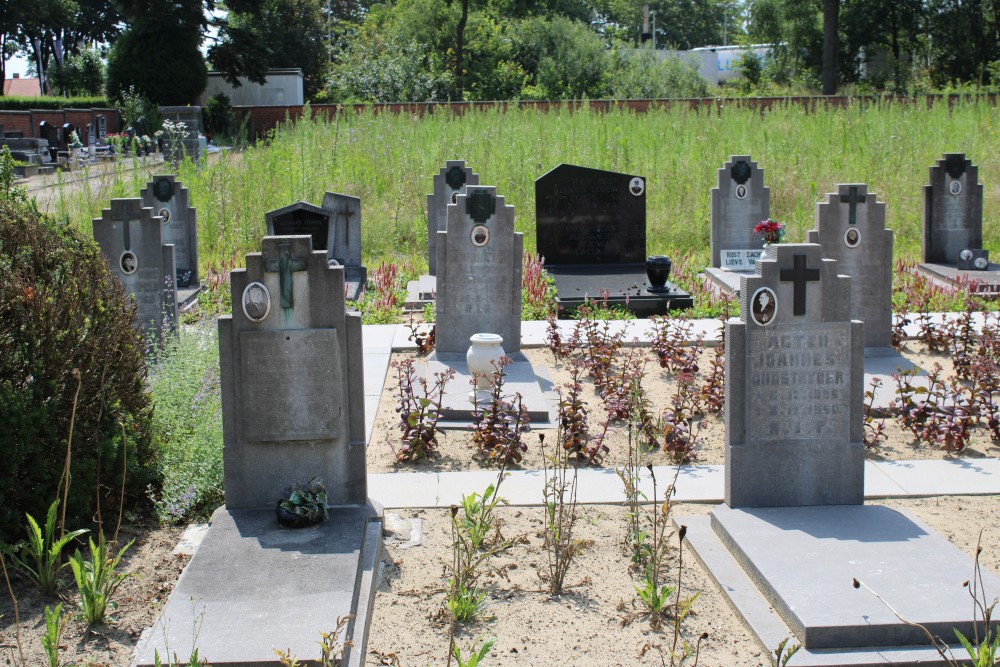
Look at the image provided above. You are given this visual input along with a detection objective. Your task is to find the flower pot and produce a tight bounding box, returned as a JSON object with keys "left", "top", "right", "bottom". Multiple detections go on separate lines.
{"left": 467, "top": 333, "right": 504, "bottom": 405}
{"left": 276, "top": 503, "right": 312, "bottom": 528}
{"left": 646, "top": 255, "right": 672, "bottom": 292}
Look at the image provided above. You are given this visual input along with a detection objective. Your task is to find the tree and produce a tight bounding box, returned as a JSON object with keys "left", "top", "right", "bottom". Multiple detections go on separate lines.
{"left": 821, "top": 0, "right": 838, "bottom": 93}
{"left": 106, "top": 27, "right": 207, "bottom": 104}
{"left": 211, "top": 0, "right": 366, "bottom": 100}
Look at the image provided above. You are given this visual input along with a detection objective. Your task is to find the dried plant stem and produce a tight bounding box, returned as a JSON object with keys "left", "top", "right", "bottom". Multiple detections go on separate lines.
{"left": 1, "top": 552, "right": 25, "bottom": 667}
{"left": 59, "top": 368, "right": 82, "bottom": 539}
{"left": 115, "top": 420, "right": 128, "bottom": 547}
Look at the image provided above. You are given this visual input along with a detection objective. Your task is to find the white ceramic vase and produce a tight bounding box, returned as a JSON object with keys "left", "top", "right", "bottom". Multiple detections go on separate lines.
{"left": 467, "top": 333, "right": 505, "bottom": 404}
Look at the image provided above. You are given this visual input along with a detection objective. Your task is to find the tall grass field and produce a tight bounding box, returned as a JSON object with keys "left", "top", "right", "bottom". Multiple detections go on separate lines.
{"left": 49, "top": 99, "right": 999, "bottom": 275}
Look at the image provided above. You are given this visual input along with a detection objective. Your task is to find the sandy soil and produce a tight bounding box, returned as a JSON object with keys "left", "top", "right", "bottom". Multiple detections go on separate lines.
{"left": 3, "top": 338, "right": 998, "bottom": 667}
{"left": 0, "top": 523, "right": 188, "bottom": 667}
{"left": 368, "top": 341, "right": 1000, "bottom": 473}
{"left": 366, "top": 496, "right": 1000, "bottom": 667}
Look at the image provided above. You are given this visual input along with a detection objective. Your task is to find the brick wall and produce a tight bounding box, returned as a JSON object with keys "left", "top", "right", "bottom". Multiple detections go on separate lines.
{"left": 235, "top": 94, "right": 998, "bottom": 139}
{"left": 0, "top": 108, "right": 120, "bottom": 138}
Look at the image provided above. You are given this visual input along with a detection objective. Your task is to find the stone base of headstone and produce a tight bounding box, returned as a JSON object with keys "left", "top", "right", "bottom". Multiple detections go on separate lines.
{"left": 343, "top": 265, "right": 367, "bottom": 302}
{"left": 177, "top": 284, "right": 202, "bottom": 312}
{"left": 404, "top": 275, "right": 437, "bottom": 311}
{"left": 679, "top": 504, "right": 1000, "bottom": 663}
{"left": 420, "top": 353, "right": 557, "bottom": 426}
{"left": 133, "top": 505, "right": 382, "bottom": 667}
{"left": 703, "top": 267, "right": 751, "bottom": 296}
{"left": 547, "top": 264, "right": 692, "bottom": 317}
{"left": 917, "top": 262, "right": 1000, "bottom": 298}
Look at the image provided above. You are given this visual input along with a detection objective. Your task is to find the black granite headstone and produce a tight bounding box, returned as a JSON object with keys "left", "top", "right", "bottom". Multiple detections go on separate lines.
{"left": 534, "top": 163, "right": 691, "bottom": 316}
{"left": 536, "top": 164, "right": 646, "bottom": 266}
{"left": 269, "top": 207, "right": 331, "bottom": 252}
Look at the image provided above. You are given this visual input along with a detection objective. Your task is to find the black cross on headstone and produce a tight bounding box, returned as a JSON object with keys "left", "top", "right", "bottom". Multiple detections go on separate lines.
{"left": 264, "top": 243, "right": 308, "bottom": 309}
{"left": 779, "top": 253, "right": 821, "bottom": 316}
{"left": 839, "top": 186, "right": 865, "bottom": 226}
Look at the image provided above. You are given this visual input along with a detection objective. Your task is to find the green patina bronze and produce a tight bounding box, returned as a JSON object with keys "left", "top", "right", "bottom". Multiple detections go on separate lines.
{"left": 731, "top": 160, "right": 752, "bottom": 185}
{"left": 839, "top": 185, "right": 865, "bottom": 226}
{"left": 944, "top": 154, "right": 967, "bottom": 179}
{"left": 466, "top": 189, "right": 495, "bottom": 224}
{"left": 153, "top": 178, "right": 174, "bottom": 202}
{"left": 264, "top": 243, "right": 308, "bottom": 309}
{"left": 445, "top": 165, "right": 467, "bottom": 190}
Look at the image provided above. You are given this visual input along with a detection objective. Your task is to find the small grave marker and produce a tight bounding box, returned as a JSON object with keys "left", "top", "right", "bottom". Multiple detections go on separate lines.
{"left": 140, "top": 175, "right": 201, "bottom": 307}
{"left": 427, "top": 160, "right": 479, "bottom": 276}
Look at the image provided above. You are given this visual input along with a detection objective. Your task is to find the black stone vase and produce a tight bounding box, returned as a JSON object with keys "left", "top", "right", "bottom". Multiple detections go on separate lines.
{"left": 646, "top": 255, "right": 672, "bottom": 292}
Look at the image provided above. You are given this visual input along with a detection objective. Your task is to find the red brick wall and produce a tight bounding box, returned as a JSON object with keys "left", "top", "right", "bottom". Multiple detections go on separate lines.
{"left": 0, "top": 108, "right": 120, "bottom": 138}
{"left": 235, "top": 94, "right": 999, "bottom": 139}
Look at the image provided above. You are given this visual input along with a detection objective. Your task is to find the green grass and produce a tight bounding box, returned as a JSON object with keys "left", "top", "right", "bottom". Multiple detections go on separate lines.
{"left": 49, "top": 99, "right": 1000, "bottom": 278}
{"left": 148, "top": 322, "right": 224, "bottom": 524}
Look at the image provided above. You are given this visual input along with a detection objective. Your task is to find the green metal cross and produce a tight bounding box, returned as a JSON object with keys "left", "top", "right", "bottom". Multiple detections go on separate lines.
{"left": 264, "top": 243, "right": 308, "bottom": 309}
{"left": 840, "top": 186, "right": 865, "bottom": 226}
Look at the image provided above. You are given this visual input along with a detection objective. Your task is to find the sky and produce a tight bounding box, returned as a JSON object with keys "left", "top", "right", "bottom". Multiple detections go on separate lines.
{"left": 6, "top": 53, "right": 33, "bottom": 78}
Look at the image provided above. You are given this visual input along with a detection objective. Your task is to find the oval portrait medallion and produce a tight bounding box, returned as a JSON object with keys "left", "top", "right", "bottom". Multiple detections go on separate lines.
{"left": 470, "top": 224, "right": 490, "bottom": 247}
{"left": 242, "top": 281, "right": 271, "bottom": 322}
{"left": 120, "top": 251, "right": 138, "bottom": 275}
{"left": 844, "top": 227, "right": 861, "bottom": 248}
{"left": 629, "top": 177, "right": 645, "bottom": 197}
{"left": 750, "top": 287, "right": 777, "bottom": 326}
{"left": 736, "top": 184, "right": 747, "bottom": 200}
{"left": 159, "top": 207, "right": 171, "bottom": 224}
{"left": 950, "top": 179, "right": 962, "bottom": 196}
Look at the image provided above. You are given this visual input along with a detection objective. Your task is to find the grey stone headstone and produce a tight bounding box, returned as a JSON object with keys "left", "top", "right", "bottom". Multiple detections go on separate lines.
{"left": 922, "top": 153, "right": 984, "bottom": 264}
{"left": 266, "top": 201, "right": 332, "bottom": 254}
{"left": 321, "top": 192, "right": 362, "bottom": 269}
{"left": 96, "top": 115, "right": 107, "bottom": 141}
{"left": 710, "top": 155, "right": 770, "bottom": 268}
{"left": 726, "top": 243, "right": 863, "bottom": 508}
{"left": 140, "top": 175, "right": 199, "bottom": 288}
{"left": 158, "top": 106, "right": 203, "bottom": 162}
{"left": 807, "top": 184, "right": 893, "bottom": 349}
{"left": 435, "top": 186, "right": 523, "bottom": 355}
{"left": 427, "top": 160, "right": 479, "bottom": 276}
{"left": 92, "top": 198, "right": 178, "bottom": 345}
{"left": 219, "top": 235, "right": 366, "bottom": 509}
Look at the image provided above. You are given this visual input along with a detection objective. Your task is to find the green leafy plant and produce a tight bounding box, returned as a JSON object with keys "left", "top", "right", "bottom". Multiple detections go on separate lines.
{"left": 2, "top": 500, "right": 88, "bottom": 594}
{"left": 769, "top": 637, "right": 801, "bottom": 666}
{"left": 470, "top": 357, "right": 531, "bottom": 466}
{"left": 541, "top": 429, "right": 590, "bottom": 596}
{"left": 275, "top": 615, "right": 352, "bottom": 667}
{"left": 40, "top": 602, "right": 69, "bottom": 667}
{"left": 392, "top": 358, "right": 454, "bottom": 462}
{"left": 68, "top": 531, "right": 135, "bottom": 625}
{"left": 453, "top": 637, "right": 495, "bottom": 667}
{"left": 278, "top": 477, "right": 329, "bottom": 524}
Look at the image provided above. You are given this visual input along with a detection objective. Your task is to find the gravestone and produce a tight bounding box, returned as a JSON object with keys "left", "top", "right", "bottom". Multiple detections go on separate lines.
{"left": 159, "top": 106, "right": 203, "bottom": 162}
{"left": 140, "top": 175, "right": 201, "bottom": 308}
{"left": 725, "top": 243, "right": 863, "bottom": 508}
{"left": 96, "top": 115, "right": 107, "bottom": 142}
{"left": 86, "top": 123, "right": 95, "bottom": 147}
{"left": 918, "top": 153, "right": 1000, "bottom": 294}
{"left": 427, "top": 160, "right": 479, "bottom": 276}
{"left": 135, "top": 234, "right": 380, "bottom": 667}
{"left": 678, "top": 242, "right": 1000, "bottom": 663}
{"left": 807, "top": 184, "right": 893, "bottom": 350}
{"left": 435, "top": 186, "right": 522, "bottom": 355}
{"left": 92, "top": 198, "right": 178, "bottom": 345}
{"left": 265, "top": 195, "right": 367, "bottom": 300}
{"left": 705, "top": 155, "right": 770, "bottom": 294}
{"left": 427, "top": 185, "right": 555, "bottom": 424}
{"left": 535, "top": 163, "right": 691, "bottom": 315}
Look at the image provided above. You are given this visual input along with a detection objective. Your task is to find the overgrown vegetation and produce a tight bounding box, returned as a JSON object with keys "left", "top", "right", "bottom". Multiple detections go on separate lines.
{"left": 0, "top": 198, "right": 160, "bottom": 545}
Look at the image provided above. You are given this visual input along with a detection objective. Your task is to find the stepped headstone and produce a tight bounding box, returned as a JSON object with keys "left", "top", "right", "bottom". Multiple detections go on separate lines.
{"left": 219, "top": 234, "right": 366, "bottom": 507}
{"left": 435, "top": 185, "right": 522, "bottom": 355}
{"left": 710, "top": 155, "right": 770, "bottom": 271}
{"left": 680, "top": 241, "right": 1000, "bottom": 662}
{"left": 135, "top": 234, "right": 380, "bottom": 667}
{"left": 427, "top": 160, "right": 479, "bottom": 276}
{"left": 92, "top": 199, "right": 178, "bottom": 345}
{"left": 535, "top": 163, "right": 691, "bottom": 315}
{"left": 96, "top": 115, "right": 107, "bottom": 142}
{"left": 140, "top": 175, "right": 201, "bottom": 307}
{"left": 726, "top": 243, "right": 863, "bottom": 508}
{"left": 807, "top": 184, "right": 893, "bottom": 350}
{"left": 918, "top": 153, "right": 1000, "bottom": 294}
{"left": 265, "top": 195, "right": 367, "bottom": 299}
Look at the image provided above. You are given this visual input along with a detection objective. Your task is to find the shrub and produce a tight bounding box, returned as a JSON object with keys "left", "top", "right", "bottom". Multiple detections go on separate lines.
{"left": 0, "top": 201, "right": 160, "bottom": 544}
{"left": 203, "top": 92, "right": 235, "bottom": 141}
{"left": 0, "top": 96, "right": 112, "bottom": 110}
